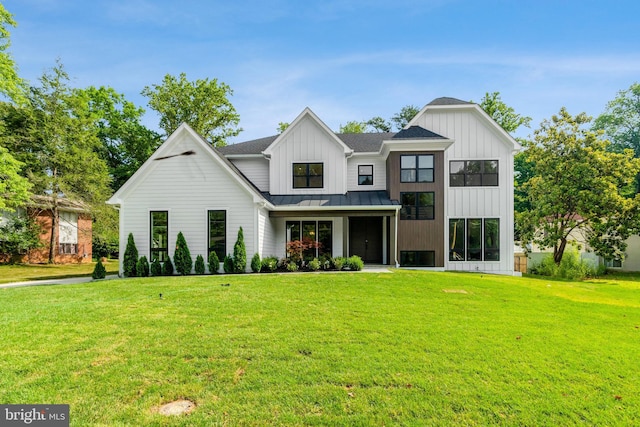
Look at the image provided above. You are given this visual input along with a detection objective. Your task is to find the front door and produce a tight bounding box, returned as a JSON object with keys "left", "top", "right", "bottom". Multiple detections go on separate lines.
{"left": 349, "top": 217, "right": 383, "bottom": 263}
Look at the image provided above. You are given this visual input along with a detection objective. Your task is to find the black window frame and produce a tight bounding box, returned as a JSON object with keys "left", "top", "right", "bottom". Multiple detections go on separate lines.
{"left": 358, "top": 164, "right": 374, "bottom": 186}
{"left": 293, "top": 162, "right": 324, "bottom": 189}
{"left": 450, "top": 160, "right": 499, "bottom": 187}
{"left": 400, "top": 192, "right": 435, "bottom": 220}
{"left": 208, "top": 210, "right": 226, "bottom": 261}
{"left": 400, "top": 251, "right": 436, "bottom": 267}
{"left": 400, "top": 154, "right": 434, "bottom": 183}
{"left": 286, "top": 220, "right": 332, "bottom": 259}
{"left": 150, "top": 210, "right": 169, "bottom": 263}
{"left": 448, "top": 218, "right": 500, "bottom": 262}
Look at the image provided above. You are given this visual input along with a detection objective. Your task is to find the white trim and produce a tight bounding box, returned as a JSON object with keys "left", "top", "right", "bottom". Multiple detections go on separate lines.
{"left": 271, "top": 205, "right": 401, "bottom": 212}
{"left": 380, "top": 139, "right": 454, "bottom": 159}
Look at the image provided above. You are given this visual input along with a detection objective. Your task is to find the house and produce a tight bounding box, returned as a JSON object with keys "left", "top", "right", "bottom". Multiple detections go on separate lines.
{"left": 107, "top": 97, "right": 520, "bottom": 275}
{"left": 0, "top": 195, "right": 93, "bottom": 264}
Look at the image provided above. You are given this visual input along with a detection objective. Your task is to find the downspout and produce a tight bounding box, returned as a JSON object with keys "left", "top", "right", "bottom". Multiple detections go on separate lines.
{"left": 394, "top": 209, "right": 400, "bottom": 268}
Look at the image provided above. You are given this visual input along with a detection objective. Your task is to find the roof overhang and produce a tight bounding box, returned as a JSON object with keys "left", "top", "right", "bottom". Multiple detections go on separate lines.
{"left": 380, "top": 138, "right": 455, "bottom": 158}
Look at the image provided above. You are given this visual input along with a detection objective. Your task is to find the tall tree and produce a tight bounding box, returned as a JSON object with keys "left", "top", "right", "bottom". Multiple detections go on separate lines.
{"left": 141, "top": 72, "right": 241, "bottom": 146}
{"left": 391, "top": 105, "right": 420, "bottom": 131}
{"left": 0, "top": 144, "right": 31, "bottom": 211}
{"left": 478, "top": 92, "right": 531, "bottom": 133}
{"left": 366, "top": 116, "right": 392, "bottom": 132}
{"left": 0, "top": 3, "right": 26, "bottom": 104}
{"left": 593, "top": 83, "right": 640, "bottom": 156}
{"left": 339, "top": 120, "right": 368, "bottom": 133}
{"left": 518, "top": 108, "right": 640, "bottom": 264}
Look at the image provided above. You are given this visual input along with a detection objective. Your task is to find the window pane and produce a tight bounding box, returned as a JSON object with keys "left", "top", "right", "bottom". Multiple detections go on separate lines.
{"left": 208, "top": 210, "right": 226, "bottom": 260}
{"left": 400, "top": 192, "right": 415, "bottom": 219}
{"left": 401, "top": 155, "right": 416, "bottom": 168}
{"left": 418, "top": 155, "right": 433, "bottom": 168}
{"left": 449, "top": 219, "right": 465, "bottom": 261}
{"left": 302, "top": 221, "right": 317, "bottom": 260}
{"left": 358, "top": 165, "right": 373, "bottom": 175}
{"left": 466, "top": 161, "right": 482, "bottom": 174}
{"left": 418, "top": 169, "right": 433, "bottom": 182}
{"left": 309, "top": 163, "right": 323, "bottom": 176}
{"left": 151, "top": 211, "right": 168, "bottom": 262}
{"left": 484, "top": 160, "right": 498, "bottom": 174}
{"left": 417, "top": 251, "right": 435, "bottom": 267}
{"left": 418, "top": 192, "right": 434, "bottom": 207}
{"left": 483, "top": 173, "right": 498, "bottom": 186}
{"left": 359, "top": 175, "right": 373, "bottom": 185}
{"left": 450, "top": 161, "right": 465, "bottom": 174}
{"left": 401, "top": 170, "right": 416, "bottom": 182}
{"left": 309, "top": 176, "right": 323, "bottom": 188}
{"left": 293, "top": 164, "right": 307, "bottom": 176}
{"left": 467, "top": 219, "right": 482, "bottom": 261}
{"left": 484, "top": 219, "right": 500, "bottom": 261}
{"left": 318, "top": 221, "right": 332, "bottom": 257}
{"left": 286, "top": 221, "right": 300, "bottom": 242}
{"left": 293, "top": 176, "right": 308, "bottom": 188}
{"left": 400, "top": 251, "right": 415, "bottom": 266}
{"left": 466, "top": 174, "right": 482, "bottom": 186}
{"left": 450, "top": 175, "right": 465, "bottom": 187}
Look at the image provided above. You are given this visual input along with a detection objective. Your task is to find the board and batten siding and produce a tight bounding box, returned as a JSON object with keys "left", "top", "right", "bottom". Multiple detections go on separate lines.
{"left": 230, "top": 157, "right": 269, "bottom": 192}
{"left": 268, "top": 115, "right": 347, "bottom": 195}
{"left": 415, "top": 107, "right": 516, "bottom": 274}
{"left": 118, "top": 131, "right": 258, "bottom": 273}
{"left": 346, "top": 155, "right": 387, "bottom": 191}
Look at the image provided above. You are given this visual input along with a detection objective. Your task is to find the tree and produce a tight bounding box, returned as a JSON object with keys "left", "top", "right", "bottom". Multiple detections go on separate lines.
{"left": 92, "top": 259, "right": 106, "bottom": 280}
{"left": 174, "top": 231, "right": 192, "bottom": 275}
{"left": 366, "top": 116, "right": 392, "bottom": 132}
{"left": 123, "top": 233, "right": 138, "bottom": 277}
{"left": 339, "top": 120, "right": 368, "bottom": 133}
{"left": 141, "top": 72, "right": 241, "bottom": 146}
{"left": 208, "top": 250, "right": 219, "bottom": 274}
{"left": 0, "top": 3, "right": 26, "bottom": 104}
{"left": 233, "top": 227, "right": 246, "bottom": 273}
{"left": 0, "top": 145, "right": 31, "bottom": 211}
{"left": 478, "top": 92, "right": 531, "bottom": 133}
{"left": 391, "top": 105, "right": 420, "bottom": 130}
{"left": 277, "top": 122, "right": 289, "bottom": 133}
{"left": 518, "top": 108, "right": 640, "bottom": 264}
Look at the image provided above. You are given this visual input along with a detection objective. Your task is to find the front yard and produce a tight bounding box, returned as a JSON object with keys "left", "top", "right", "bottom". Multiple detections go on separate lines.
{"left": 0, "top": 261, "right": 120, "bottom": 284}
{"left": 0, "top": 270, "right": 638, "bottom": 425}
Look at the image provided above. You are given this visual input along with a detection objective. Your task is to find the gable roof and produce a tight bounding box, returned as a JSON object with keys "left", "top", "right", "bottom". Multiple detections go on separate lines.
{"left": 427, "top": 97, "right": 473, "bottom": 106}
{"left": 392, "top": 126, "right": 446, "bottom": 140}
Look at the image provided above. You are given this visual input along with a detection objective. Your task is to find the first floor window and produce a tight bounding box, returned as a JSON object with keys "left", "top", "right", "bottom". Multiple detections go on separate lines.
{"left": 358, "top": 165, "right": 374, "bottom": 185}
{"left": 286, "top": 220, "right": 332, "bottom": 259}
{"left": 151, "top": 211, "right": 168, "bottom": 262}
{"left": 400, "top": 192, "right": 435, "bottom": 220}
{"left": 400, "top": 251, "right": 435, "bottom": 267}
{"left": 449, "top": 218, "right": 500, "bottom": 261}
{"left": 293, "top": 163, "right": 323, "bottom": 188}
{"left": 208, "top": 210, "right": 226, "bottom": 261}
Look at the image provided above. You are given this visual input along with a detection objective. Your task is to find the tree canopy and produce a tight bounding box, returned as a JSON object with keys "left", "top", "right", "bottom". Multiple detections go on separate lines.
{"left": 141, "top": 72, "right": 241, "bottom": 146}
{"left": 0, "top": 144, "right": 31, "bottom": 211}
{"left": 518, "top": 108, "right": 640, "bottom": 264}
{"left": 339, "top": 120, "right": 368, "bottom": 133}
{"left": 478, "top": 92, "right": 531, "bottom": 133}
{"left": 391, "top": 105, "right": 420, "bottom": 131}
{"left": 0, "top": 3, "right": 26, "bottom": 104}
{"left": 593, "top": 83, "right": 640, "bottom": 156}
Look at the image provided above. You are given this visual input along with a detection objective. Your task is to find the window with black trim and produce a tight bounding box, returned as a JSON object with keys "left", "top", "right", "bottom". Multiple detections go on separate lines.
{"left": 400, "top": 192, "right": 434, "bottom": 220}
{"left": 449, "top": 218, "right": 500, "bottom": 261}
{"left": 286, "top": 220, "right": 332, "bottom": 259}
{"left": 401, "top": 154, "right": 434, "bottom": 183}
{"left": 208, "top": 210, "right": 226, "bottom": 261}
{"left": 358, "top": 165, "right": 373, "bottom": 185}
{"left": 150, "top": 211, "right": 168, "bottom": 262}
{"left": 400, "top": 251, "right": 435, "bottom": 267}
{"left": 293, "top": 163, "right": 323, "bottom": 188}
{"left": 450, "top": 160, "right": 498, "bottom": 186}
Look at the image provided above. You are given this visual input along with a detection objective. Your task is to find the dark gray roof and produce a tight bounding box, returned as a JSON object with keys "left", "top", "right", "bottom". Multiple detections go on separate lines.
{"left": 217, "top": 135, "right": 277, "bottom": 155}
{"left": 265, "top": 191, "right": 399, "bottom": 208}
{"left": 427, "top": 97, "right": 472, "bottom": 106}
{"left": 392, "top": 126, "right": 446, "bottom": 139}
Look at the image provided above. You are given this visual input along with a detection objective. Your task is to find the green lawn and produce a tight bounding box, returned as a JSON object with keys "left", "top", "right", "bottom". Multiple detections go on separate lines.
{"left": 0, "top": 261, "right": 120, "bottom": 284}
{"left": 0, "top": 270, "right": 638, "bottom": 426}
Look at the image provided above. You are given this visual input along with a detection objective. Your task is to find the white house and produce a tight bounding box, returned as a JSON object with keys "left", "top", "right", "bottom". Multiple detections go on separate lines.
{"left": 107, "top": 97, "right": 521, "bottom": 275}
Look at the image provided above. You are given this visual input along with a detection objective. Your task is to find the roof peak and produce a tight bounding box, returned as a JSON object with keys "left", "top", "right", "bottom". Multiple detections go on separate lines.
{"left": 427, "top": 97, "right": 473, "bottom": 106}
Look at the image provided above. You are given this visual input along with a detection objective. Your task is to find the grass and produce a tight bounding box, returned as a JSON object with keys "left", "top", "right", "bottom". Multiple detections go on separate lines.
{"left": 0, "top": 261, "right": 120, "bottom": 284}
{"left": 0, "top": 270, "right": 639, "bottom": 425}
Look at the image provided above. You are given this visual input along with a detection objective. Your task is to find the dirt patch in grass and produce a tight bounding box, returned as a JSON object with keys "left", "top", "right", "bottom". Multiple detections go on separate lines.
{"left": 153, "top": 399, "right": 196, "bottom": 416}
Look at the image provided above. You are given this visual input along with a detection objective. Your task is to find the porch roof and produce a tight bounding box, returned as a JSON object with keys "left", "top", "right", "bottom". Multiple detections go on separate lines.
{"left": 264, "top": 191, "right": 400, "bottom": 209}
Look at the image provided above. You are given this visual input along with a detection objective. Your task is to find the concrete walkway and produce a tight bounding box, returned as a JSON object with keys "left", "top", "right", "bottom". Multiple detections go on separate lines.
{"left": 0, "top": 275, "right": 119, "bottom": 289}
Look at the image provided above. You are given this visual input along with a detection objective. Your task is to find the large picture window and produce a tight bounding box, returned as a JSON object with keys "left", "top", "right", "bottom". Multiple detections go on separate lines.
{"left": 293, "top": 163, "right": 323, "bottom": 188}
{"left": 286, "top": 220, "right": 332, "bottom": 259}
{"left": 400, "top": 192, "right": 435, "bottom": 220}
{"left": 208, "top": 210, "right": 226, "bottom": 261}
{"left": 150, "top": 211, "right": 168, "bottom": 262}
{"left": 401, "top": 154, "right": 434, "bottom": 183}
{"left": 450, "top": 160, "right": 498, "bottom": 187}
{"left": 449, "top": 218, "right": 500, "bottom": 261}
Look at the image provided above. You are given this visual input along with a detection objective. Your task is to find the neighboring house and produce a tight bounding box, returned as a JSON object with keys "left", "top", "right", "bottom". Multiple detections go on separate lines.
{"left": 107, "top": 97, "right": 520, "bottom": 275}
{"left": 0, "top": 195, "right": 93, "bottom": 264}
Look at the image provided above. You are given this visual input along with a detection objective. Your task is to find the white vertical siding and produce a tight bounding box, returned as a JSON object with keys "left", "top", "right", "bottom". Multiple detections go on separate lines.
{"left": 346, "top": 155, "right": 387, "bottom": 191}
{"left": 269, "top": 116, "right": 347, "bottom": 195}
{"left": 230, "top": 157, "right": 269, "bottom": 192}
{"left": 118, "top": 132, "right": 258, "bottom": 273}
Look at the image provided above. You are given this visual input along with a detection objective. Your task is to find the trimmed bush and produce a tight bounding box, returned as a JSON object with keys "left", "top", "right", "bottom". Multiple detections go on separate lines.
{"left": 308, "top": 258, "right": 321, "bottom": 271}
{"left": 150, "top": 258, "right": 162, "bottom": 276}
{"left": 162, "top": 257, "right": 174, "bottom": 276}
{"left": 251, "top": 253, "right": 261, "bottom": 273}
{"left": 208, "top": 251, "right": 220, "bottom": 274}
{"left": 136, "top": 256, "right": 150, "bottom": 277}
{"left": 174, "top": 231, "right": 193, "bottom": 275}
{"left": 195, "top": 255, "right": 205, "bottom": 275}
{"left": 261, "top": 256, "right": 278, "bottom": 273}
{"left": 223, "top": 254, "right": 234, "bottom": 274}
{"left": 233, "top": 227, "right": 247, "bottom": 273}
{"left": 333, "top": 256, "right": 347, "bottom": 271}
{"left": 92, "top": 259, "right": 106, "bottom": 280}
{"left": 286, "top": 261, "right": 299, "bottom": 272}
{"left": 347, "top": 255, "right": 364, "bottom": 271}
{"left": 123, "top": 233, "right": 138, "bottom": 277}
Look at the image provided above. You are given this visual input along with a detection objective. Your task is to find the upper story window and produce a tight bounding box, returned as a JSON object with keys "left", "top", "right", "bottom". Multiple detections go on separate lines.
{"left": 358, "top": 165, "right": 373, "bottom": 185}
{"left": 293, "top": 163, "right": 323, "bottom": 188}
{"left": 400, "top": 192, "right": 435, "bottom": 220}
{"left": 450, "top": 160, "right": 498, "bottom": 187}
{"left": 401, "top": 154, "right": 434, "bottom": 183}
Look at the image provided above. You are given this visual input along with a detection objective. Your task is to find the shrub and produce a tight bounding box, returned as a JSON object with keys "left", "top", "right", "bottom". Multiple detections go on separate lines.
{"left": 92, "top": 259, "right": 106, "bottom": 280}
{"left": 136, "top": 256, "right": 150, "bottom": 277}
{"left": 308, "top": 258, "right": 321, "bottom": 271}
{"left": 174, "top": 232, "right": 193, "bottom": 275}
{"left": 261, "top": 256, "right": 278, "bottom": 273}
{"left": 223, "top": 254, "right": 234, "bottom": 274}
{"left": 251, "top": 253, "right": 261, "bottom": 273}
{"left": 531, "top": 247, "right": 599, "bottom": 280}
{"left": 347, "top": 255, "right": 364, "bottom": 271}
{"left": 208, "top": 251, "right": 220, "bottom": 274}
{"left": 0, "top": 216, "right": 42, "bottom": 263}
{"left": 150, "top": 258, "right": 162, "bottom": 276}
{"left": 194, "top": 255, "right": 205, "bottom": 275}
{"left": 333, "top": 256, "right": 347, "bottom": 271}
{"left": 286, "top": 261, "right": 299, "bottom": 272}
{"left": 123, "top": 233, "right": 138, "bottom": 277}
{"left": 319, "top": 254, "right": 333, "bottom": 270}
{"left": 233, "top": 227, "right": 247, "bottom": 273}
{"left": 162, "top": 257, "right": 174, "bottom": 276}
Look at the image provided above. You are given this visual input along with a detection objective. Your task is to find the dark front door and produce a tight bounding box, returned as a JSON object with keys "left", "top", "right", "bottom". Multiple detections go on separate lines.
{"left": 349, "top": 217, "right": 383, "bottom": 263}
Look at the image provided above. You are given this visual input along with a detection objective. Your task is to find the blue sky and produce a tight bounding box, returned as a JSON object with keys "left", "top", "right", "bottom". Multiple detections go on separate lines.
{"left": 4, "top": 0, "right": 640, "bottom": 142}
